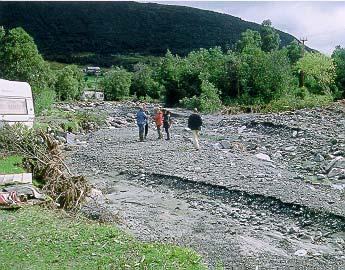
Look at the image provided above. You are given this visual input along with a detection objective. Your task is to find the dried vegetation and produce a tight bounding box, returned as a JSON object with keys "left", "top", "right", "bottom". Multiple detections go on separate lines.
{"left": 0, "top": 124, "right": 90, "bottom": 210}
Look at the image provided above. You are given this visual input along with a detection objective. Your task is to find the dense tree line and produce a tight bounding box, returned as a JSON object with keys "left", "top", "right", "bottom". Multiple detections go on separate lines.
{"left": 1, "top": 26, "right": 344, "bottom": 115}
{"left": 103, "top": 20, "right": 343, "bottom": 112}
{"left": 0, "top": 1, "right": 296, "bottom": 64}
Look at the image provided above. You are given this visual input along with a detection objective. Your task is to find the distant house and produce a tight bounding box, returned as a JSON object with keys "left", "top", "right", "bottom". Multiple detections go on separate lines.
{"left": 84, "top": 67, "right": 101, "bottom": 75}
{"left": 81, "top": 90, "right": 104, "bottom": 101}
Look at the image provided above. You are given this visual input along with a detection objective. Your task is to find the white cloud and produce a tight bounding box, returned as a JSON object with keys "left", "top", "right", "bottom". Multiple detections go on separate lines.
{"left": 151, "top": 1, "right": 345, "bottom": 54}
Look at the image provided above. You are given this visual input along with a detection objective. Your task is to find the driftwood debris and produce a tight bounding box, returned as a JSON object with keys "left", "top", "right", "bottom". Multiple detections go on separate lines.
{"left": 0, "top": 125, "right": 90, "bottom": 210}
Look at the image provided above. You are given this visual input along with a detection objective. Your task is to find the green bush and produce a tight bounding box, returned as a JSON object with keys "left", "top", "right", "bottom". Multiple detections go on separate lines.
{"left": 199, "top": 80, "right": 222, "bottom": 113}
{"left": 131, "top": 63, "right": 163, "bottom": 99}
{"left": 138, "top": 95, "right": 155, "bottom": 103}
{"left": 55, "top": 65, "right": 85, "bottom": 101}
{"left": 33, "top": 88, "right": 56, "bottom": 115}
{"left": 179, "top": 80, "right": 222, "bottom": 113}
{"left": 101, "top": 67, "right": 132, "bottom": 100}
{"left": 265, "top": 90, "right": 333, "bottom": 112}
{"left": 74, "top": 110, "right": 107, "bottom": 131}
{"left": 179, "top": 95, "right": 200, "bottom": 110}
{"left": 296, "top": 52, "right": 336, "bottom": 94}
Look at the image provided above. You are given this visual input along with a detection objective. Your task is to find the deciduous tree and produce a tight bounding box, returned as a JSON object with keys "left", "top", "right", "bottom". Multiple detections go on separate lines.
{"left": 0, "top": 27, "right": 54, "bottom": 90}
{"left": 55, "top": 65, "right": 84, "bottom": 101}
{"left": 332, "top": 46, "right": 345, "bottom": 97}
{"left": 286, "top": 40, "right": 303, "bottom": 64}
{"left": 260, "top": 20, "right": 281, "bottom": 52}
{"left": 296, "top": 52, "right": 336, "bottom": 94}
{"left": 101, "top": 67, "right": 132, "bottom": 100}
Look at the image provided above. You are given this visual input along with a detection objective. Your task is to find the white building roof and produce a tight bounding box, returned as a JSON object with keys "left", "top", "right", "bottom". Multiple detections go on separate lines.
{"left": 87, "top": 67, "right": 101, "bottom": 70}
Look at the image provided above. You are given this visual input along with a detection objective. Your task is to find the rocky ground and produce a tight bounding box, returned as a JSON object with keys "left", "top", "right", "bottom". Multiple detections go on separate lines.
{"left": 64, "top": 101, "right": 345, "bottom": 269}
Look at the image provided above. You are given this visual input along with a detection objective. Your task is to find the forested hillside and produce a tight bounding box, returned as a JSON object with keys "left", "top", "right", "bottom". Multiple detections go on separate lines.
{"left": 0, "top": 1, "right": 296, "bottom": 62}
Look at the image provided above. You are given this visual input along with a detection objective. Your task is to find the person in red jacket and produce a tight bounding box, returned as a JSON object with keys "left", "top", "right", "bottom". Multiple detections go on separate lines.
{"left": 153, "top": 107, "right": 163, "bottom": 139}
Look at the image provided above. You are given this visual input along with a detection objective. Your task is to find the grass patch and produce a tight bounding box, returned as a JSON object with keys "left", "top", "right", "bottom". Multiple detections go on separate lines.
{"left": 0, "top": 155, "right": 25, "bottom": 174}
{"left": 0, "top": 207, "right": 206, "bottom": 270}
{"left": 48, "top": 61, "right": 71, "bottom": 70}
{"left": 36, "top": 108, "right": 107, "bottom": 132}
{"left": 84, "top": 74, "right": 104, "bottom": 89}
{"left": 263, "top": 92, "right": 334, "bottom": 112}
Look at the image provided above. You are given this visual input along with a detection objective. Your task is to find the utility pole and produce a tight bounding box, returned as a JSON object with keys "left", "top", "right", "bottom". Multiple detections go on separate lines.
{"left": 300, "top": 37, "right": 308, "bottom": 55}
{"left": 299, "top": 37, "right": 307, "bottom": 88}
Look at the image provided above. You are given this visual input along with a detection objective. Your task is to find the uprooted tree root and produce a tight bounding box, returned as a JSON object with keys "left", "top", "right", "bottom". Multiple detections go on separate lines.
{"left": 0, "top": 124, "right": 90, "bottom": 210}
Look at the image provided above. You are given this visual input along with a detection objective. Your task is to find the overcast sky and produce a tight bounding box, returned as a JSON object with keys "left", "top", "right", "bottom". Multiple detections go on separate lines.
{"left": 148, "top": 1, "right": 345, "bottom": 55}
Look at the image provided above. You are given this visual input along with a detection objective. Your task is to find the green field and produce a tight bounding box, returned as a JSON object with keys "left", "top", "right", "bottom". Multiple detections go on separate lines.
{"left": 0, "top": 207, "right": 206, "bottom": 270}
{"left": 84, "top": 74, "right": 104, "bottom": 89}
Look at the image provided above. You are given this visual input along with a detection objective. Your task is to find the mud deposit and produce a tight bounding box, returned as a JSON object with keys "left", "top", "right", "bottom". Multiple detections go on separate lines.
{"left": 81, "top": 172, "right": 344, "bottom": 269}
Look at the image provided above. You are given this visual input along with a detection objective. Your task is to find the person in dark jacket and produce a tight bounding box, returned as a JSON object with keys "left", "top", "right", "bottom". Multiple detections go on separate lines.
{"left": 188, "top": 108, "right": 203, "bottom": 150}
{"left": 143, "top": 104, "right": 150, "bottom": 140}
{"left": 162, "top": 109, "right": 172, "bottom": 140}
{"left": 136, "top": 106, "right": 147, "bottom": 142}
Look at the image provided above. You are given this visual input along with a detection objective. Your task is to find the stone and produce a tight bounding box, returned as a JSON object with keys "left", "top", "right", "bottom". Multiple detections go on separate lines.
{"left": 334, "top": 157, "right": 345, "bottom": 169}
{"left": 255, "top": 153, "right": 271, "bottom": 162}
{"left": 213, "top": 143, "right": 222, "bottom": 150}
{"left": 86, "top": 188, "right": 105, "bottom": 204}
{"left": 220, "top": 140, "right": 232, "bottom": 149}
{"left": 66, "top": 132, "right": 76, "bottom": 145}
{"left": 294, "top": 249, "right": 307, "bottom": 256}
{"left": 316, "top": 174, "right": 326, "bottom": 180}
{"left": 285, "top": 146, "right": 297, "bottom": 152}
{"left": 272, "top": 151, "right": 283, "bottom": 159}
{"left": 237, "top": 126, "right": 246, "bottom": 134}
{"left": 328, "top": 168, "right": 344, "bottom": 178}
{"left": 126, "top": 113, "right": 135, "bottom": 118}
{"left": 333, "top": 150, "right": 344, "bottom": 156}
{"left": 325, "top": 157, "right": 343, "bottom": 172}
{"left": 314, "top": 153, "right": 325, "bottom": 162}
{"left": 287, "top": 226, "right": 300, "bottom": 234}
{"left": 292, "top": 130, "right": 298, "bottom": 138}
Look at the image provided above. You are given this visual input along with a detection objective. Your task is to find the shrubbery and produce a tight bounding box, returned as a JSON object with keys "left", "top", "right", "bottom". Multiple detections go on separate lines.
{"left": 55, "top": 65, "right": 84, "bottom": 100}
{"left": 33, "top": 88, "right": 56, "bottom": 115}
{"left": 1, "top": 23, "right": 344, "bottom": 114}
{"left": 101, "top": 67, "right": 132, "bottom": 100}
{"left": 265, "top": 90, "right": 334, "bottom": 112}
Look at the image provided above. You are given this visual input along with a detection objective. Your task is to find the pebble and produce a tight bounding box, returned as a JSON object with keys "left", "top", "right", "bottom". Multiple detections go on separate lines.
{"left": 255, "top": 153, "right": 271, "bottom": 161}
{"left": 294, "top": 249, "right": 308, "bottom": 256}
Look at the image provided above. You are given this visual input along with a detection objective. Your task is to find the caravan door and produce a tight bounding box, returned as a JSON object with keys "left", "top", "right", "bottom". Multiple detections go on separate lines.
{"left": 0, "top": 79, "right": 35, "bottom": 128}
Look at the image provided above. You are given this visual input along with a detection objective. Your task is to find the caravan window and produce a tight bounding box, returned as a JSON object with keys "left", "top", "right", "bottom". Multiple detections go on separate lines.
{"left": 0, "top": 99, "right": 28, "bottom": 115}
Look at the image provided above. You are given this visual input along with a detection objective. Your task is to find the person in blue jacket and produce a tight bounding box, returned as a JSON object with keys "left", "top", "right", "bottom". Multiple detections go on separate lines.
{"left": 136, "top": 106, "right": 147, "bottom": 142}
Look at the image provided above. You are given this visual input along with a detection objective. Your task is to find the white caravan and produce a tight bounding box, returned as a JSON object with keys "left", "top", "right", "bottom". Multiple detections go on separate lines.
{"left": 0, "top": 79, "right": 35, "bottom": 128}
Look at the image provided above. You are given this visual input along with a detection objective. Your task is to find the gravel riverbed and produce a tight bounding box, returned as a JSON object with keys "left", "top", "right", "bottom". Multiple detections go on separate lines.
{"left": 65, "top": 101, "right": 345, "bottom": 269}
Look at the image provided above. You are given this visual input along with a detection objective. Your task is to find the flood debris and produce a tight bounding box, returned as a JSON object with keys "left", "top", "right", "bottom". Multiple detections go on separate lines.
{"left": 0, "top": 184, "right": 46, "bottom": 209}
{"left": 0, "top": 124, "right": 91, "bottom": 210}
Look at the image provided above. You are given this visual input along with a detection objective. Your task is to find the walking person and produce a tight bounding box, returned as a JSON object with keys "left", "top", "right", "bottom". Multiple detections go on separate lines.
{"left": 153, "top": 107, "right": 163, "bottom": 139}
{"left": 136, "top": 106, "right": 147, "bottom": 142}
{"left": 188, "top": 108, "right": 203, "bottom": 150}
{"left": 162, "top": 109, "right": 172, "bottom": 140}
